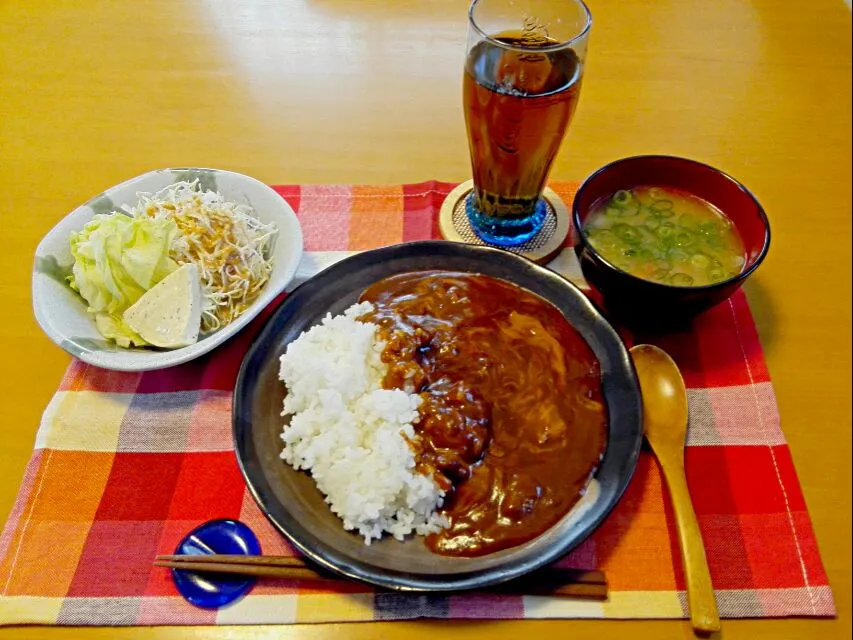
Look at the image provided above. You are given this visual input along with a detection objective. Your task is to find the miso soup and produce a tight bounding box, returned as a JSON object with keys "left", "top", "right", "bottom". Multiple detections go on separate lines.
{"left": 582, "top": 186, "right": 746, "bottom": 287}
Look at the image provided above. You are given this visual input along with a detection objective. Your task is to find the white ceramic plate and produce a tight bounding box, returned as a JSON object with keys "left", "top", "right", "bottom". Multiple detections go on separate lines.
{"left": 32, "top": 168, "right": 303, "bottom": 371}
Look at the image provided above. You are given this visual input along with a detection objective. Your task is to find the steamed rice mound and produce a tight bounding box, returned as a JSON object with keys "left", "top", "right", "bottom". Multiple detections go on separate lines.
{"left": 278, "top": 302, "right": 447, "bottom": 543}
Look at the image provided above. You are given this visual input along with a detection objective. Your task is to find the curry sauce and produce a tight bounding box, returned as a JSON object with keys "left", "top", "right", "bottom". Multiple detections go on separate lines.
{"left": 359, "top": 271, "right": 606, "bottom": 557}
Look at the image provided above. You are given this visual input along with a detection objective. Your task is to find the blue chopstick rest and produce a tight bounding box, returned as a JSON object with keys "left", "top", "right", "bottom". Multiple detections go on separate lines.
{"left": 170, "top": 519, "right": 261, "bottom": 609}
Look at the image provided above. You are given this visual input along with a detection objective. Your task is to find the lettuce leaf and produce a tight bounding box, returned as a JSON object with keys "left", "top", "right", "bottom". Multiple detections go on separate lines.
{"left": 69, "top": 213, "right": 179, "bottom": 347}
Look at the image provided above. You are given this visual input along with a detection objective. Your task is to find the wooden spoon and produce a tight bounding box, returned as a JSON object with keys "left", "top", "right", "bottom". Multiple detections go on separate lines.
{"left": 630, "top": 344, "right": 720, "bottom": 634}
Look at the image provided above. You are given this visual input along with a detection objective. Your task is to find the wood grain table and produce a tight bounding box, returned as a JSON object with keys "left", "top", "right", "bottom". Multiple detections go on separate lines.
{"left": 1, "top": 1, "right": 850, "bottom": 638}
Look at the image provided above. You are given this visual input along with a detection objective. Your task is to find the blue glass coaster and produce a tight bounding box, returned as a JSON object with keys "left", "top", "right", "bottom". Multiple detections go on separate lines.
{"left": 465, "top": 193, "right": 548, "bottom": 247}
{"left": 171, "top": 519, "right": 261, "bottom": 609}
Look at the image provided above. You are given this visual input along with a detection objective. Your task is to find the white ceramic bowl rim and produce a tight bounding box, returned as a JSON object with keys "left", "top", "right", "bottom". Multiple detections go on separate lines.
{"left": 32, "top": 167, "right": 304, "bottom": 372}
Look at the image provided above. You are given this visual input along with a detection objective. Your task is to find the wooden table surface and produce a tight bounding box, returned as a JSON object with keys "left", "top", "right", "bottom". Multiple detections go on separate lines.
{"left": 1, "top": 1, "right": 850, "bottom": 638}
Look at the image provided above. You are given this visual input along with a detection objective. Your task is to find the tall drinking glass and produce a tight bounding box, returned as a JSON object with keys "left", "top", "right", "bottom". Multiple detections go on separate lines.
{"left": 463, "top": 0, "right": 591, "bottom": 246}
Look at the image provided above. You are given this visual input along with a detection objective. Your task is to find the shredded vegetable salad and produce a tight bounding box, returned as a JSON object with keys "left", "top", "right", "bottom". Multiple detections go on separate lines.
{"left": 123, "top": 181, "right": 278, "bottom": 332}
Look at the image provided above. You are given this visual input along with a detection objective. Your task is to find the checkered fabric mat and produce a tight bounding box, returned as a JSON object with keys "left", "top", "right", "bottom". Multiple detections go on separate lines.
{"left": 0, "top": 181, "right": 835, "bottom": 625}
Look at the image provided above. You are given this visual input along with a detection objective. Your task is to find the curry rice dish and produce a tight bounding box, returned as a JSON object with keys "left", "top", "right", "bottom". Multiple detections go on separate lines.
{"left": 278, "top": 271, "right": 607, "bottom": 557}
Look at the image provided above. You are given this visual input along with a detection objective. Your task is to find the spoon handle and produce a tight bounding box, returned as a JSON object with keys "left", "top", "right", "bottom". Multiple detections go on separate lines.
{"left": 657, "top": 451, "right": 721, "bottom": 634}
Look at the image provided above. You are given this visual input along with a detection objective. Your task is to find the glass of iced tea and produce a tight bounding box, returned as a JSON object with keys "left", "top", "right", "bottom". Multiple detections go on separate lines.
{"left": 463, "top": 0, "right": 591, "bottom": 246}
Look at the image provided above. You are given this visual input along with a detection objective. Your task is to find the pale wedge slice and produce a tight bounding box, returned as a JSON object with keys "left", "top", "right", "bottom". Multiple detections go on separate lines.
{"left": 123, "top": 263, "right": 203, "bottom": 348}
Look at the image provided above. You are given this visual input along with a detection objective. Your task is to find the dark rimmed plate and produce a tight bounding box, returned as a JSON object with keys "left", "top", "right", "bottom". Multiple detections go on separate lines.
{"left": 232, "top": 240, "right": 643, "bottom": 591}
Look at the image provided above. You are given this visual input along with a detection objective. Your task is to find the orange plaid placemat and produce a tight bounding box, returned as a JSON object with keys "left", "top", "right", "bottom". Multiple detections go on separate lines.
{"left": 0, "top": 181, "right": 835, "bottom": 625}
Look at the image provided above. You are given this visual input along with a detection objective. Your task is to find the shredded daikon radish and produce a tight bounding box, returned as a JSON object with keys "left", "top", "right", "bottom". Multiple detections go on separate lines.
{"left": 122, "top": 181, "right": 277, "bottom": 332}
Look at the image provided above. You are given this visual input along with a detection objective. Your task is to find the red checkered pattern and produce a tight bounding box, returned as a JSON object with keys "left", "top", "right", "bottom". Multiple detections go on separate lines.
{"left": 0, "top": 181, "right": 835, "bottom": 626}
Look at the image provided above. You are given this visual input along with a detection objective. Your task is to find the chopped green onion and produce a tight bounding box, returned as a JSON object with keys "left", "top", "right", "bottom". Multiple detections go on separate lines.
{"left": 670, "top": 273, "right": 694, "bottom": 286}
{"left": 669, "top": 248, "right": 689, "bottom": 263}
{"left": 612, "top": 190, "right": 632, "bottom": 207}
{"left": 708, "top": 268, "right": 726, "bottom": 282}
{"left": 690, "top": 253, "right": 710, "bottom": 269}
{"left": 613, "top": 224, "right": 643, "bottom": 244}
{"left": 705, "top": 236, "right": 724, "bottom": 250}
{"left": 651, "top": 267, "right": 670, "bottom": 281}
{"left": 656, "top": 223, "right": 675, "bottom": 239}
{"left": 677, "top": 214, "right": 699, "bottom": 230}
{"left": 698, "top": 221, "right": 718, "bottom": 235}
{"left": 674, "top": 231, "right": 695, "bottom": 247}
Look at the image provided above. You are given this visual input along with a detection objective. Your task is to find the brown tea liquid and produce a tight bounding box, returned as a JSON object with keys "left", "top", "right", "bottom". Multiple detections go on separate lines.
{"left": 463, "top": 31, "right": 582, "bottom": 219}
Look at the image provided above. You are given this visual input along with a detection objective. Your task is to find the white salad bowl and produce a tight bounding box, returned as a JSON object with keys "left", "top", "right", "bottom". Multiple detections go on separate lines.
{"left": 32, "top": 168, "right": 304, "bottom": 372}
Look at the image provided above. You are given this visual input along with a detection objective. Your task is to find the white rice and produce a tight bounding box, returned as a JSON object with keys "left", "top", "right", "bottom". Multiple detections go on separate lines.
{"left": 278, "top": 302, "right": 447, "bottom": 543}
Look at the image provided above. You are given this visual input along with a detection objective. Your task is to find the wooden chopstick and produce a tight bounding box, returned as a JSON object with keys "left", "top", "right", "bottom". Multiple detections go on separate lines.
{"left": 157, "top": 554, "right": 309, "bottom": 569}
{"left": 154, "top": 554, "right": 608, "bottom": 599}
